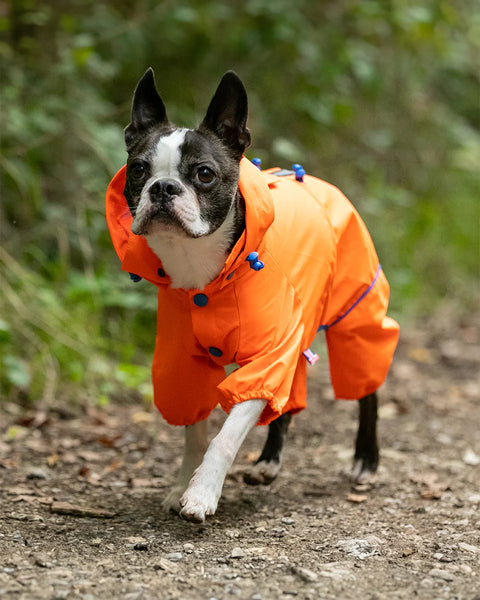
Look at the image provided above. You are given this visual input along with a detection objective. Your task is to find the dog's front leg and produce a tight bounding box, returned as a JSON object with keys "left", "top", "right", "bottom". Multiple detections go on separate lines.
{"left": 163, "top": 419, "right": 209, "bottom": 513}
{"left": 179, "top": 399, "right": 266, "bottom": 523}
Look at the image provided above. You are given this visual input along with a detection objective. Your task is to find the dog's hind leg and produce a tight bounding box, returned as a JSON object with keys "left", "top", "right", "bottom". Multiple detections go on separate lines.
{"left": 351, "top": 392, "right": 379, "bottom": 484}
{"left": 243, "top": 412, "right": 292, "bottom": 485}
{"left": 163, "top": 419, "right": 209, "bottom": 513}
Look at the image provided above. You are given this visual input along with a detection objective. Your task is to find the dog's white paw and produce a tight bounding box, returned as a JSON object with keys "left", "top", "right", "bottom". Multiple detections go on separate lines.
{"left": 179, "top": 480, "right": 220, "bottom": 523}
{"left": 243, "top": 459, "right": 281, "bottom": 486}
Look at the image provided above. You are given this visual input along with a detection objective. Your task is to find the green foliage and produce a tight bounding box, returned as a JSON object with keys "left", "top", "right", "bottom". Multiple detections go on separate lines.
{"left": 1, "top": 0, "right": 478, "bottom": 404}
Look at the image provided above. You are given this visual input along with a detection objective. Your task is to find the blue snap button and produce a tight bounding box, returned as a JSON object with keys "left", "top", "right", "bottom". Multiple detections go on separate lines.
{"left": 157, "top": 267, "right": 166, "bottom": 277}
{"left": 226, "top": 271, "right": 235, "bottom": 280}
{"left": 208, "top": 347, "right": 223, "bottom": 357}
{"left": 129, "top": 273, "right": 142, "bottom": 282}
{"left": 295, "top": 168, "right": 305, "bottom": 182}
{"left": 193, "top": 293, "right": 208, "bottom": 307}
{"left": 247, "top": 251, "right": 259, "bottom": 262}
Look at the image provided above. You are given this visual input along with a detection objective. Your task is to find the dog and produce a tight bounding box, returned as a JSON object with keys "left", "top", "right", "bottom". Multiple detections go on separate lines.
{"left": 105, "top": 69, "right": 399, "bottom": 523}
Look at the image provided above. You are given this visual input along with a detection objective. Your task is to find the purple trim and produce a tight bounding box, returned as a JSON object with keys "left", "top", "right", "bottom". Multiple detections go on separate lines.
{"left": 317, "top": 264, "right": 382, "bottom": 332}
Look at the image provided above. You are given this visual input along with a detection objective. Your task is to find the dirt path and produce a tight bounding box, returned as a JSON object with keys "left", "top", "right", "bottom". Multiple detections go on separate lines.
{"left": 1, "top": 312, "right": 479, "bottom": 599}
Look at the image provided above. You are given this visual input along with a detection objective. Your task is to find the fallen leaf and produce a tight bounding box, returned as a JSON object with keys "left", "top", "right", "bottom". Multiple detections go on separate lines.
{"left": 410, "top": 472, "right": 450, "bottom": 500}
{"left": 132, "top": 411, "right": 154, "bottom": 424}
{"left": 421, "top": 488, "right": 443, "bottom": 500}
{"left": 47, "top": 453, "right": 59, "bottom": 467}
{"left": 408, "top": 347, "right": 435, "bottom": 364}
{"left": 103, "top": 459, "right": 121, "bottom": 473}
{"left": 347, "top": 493, "right": 367, "bottom": 504}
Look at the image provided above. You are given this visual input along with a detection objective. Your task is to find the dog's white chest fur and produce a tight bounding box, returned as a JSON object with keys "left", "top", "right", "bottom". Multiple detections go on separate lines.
{"left": 141, "top": 129, "right": 236, "bottom": 289}
{"left": 145, "top": 210, "right": 235, "bottom": 290}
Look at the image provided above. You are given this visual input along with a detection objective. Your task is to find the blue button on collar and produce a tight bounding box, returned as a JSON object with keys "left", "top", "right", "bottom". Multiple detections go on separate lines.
{"left": 193, "top": 293, "right": 208, "bottom": 307}
{"left": 208, "top": 346, "right": 223, "bottom": 357}
{"left": 246, "top": 251, "right": 264, "bottom": 271}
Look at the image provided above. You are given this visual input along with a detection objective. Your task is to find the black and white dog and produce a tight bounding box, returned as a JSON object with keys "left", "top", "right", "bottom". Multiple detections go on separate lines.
{"left": 120, "top": 69, "right": 382, "bottom": 523}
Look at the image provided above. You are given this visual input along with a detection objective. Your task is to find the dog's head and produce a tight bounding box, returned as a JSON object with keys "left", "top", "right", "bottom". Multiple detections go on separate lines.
{"left": 123, "top": 69, "right": 251, "bottom": 238}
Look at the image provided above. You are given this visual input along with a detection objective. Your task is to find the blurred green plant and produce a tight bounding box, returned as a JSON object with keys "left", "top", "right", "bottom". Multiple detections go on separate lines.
{"left": 1, "top": 0, "right": 478, "bottom": 405}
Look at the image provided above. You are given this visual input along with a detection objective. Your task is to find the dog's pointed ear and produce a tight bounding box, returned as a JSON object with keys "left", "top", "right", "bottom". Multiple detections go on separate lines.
{"left": 200, "top": 71, "right": 251, "bottom": 159}
{"left": 124, "top": 68, "right": 168, "bottom": 150}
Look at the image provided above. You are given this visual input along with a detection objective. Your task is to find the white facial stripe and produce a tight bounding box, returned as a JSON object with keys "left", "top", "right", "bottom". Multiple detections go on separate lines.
{"left": 152, "top": 129, "right": 188, "bottom": 178}
{"left": 132, "top": 128, "right": 211, "bottom": 241}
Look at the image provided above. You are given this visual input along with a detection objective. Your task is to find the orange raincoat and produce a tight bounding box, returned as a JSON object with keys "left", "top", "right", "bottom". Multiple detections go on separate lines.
{"left": 106, "top": 158, "right": 399, "bottom": 426}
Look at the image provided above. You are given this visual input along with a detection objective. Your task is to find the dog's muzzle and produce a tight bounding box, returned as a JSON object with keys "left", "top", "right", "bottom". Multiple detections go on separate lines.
{"left": 149, "top": 179, "right": 183, "bottom": 205}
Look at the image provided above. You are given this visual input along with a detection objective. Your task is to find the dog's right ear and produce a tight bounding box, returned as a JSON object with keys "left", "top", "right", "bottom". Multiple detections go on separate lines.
{"left": 124, "top": 68, "right": 168, "bottom": 150}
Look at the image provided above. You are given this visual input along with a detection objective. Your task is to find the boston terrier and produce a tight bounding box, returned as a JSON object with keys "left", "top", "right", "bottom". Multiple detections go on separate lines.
{"left": 106, "top": 68, "right": 399, "bottom": 523}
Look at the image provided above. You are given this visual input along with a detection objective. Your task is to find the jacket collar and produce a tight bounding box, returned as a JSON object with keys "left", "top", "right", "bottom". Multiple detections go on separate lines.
{"left": 105, "top": 157, "right": 276, "bottom": 289}
{"left": 220, "top": 157, "right": 275, "bottom": 276}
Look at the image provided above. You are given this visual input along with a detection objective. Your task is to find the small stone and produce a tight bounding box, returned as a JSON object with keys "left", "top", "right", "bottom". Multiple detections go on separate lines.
{"left": 252, "top": 595, "right": 263, "bottom": 600}
{"left": 153, "top": 558, "right": 178, "bottom": 573}
{"left": 336, "top": 538, "right": 380, "bottom": 560}
{"left": 318, "top": 563, "right": 356, "bottom": 581}
{"left": 26, "top": 467, "right": 49, "bottom": 480}
{"left": 458, "top": 564, "right": 472, "bottom": 574}
{"left": 231, "top": 547, "right": 245, "bottom": 559}
{"left": 270, "top": 527, "right": 286, "bottom": 537}
{"left": 463, "top": 449, "right": 480, "bottom": 466}
{"left": 224, "top": 584, "right": 242, "bottom": 596}
{"left": 133, "top": 541, "right": 148, "bottom": 551}
{"left": 90, "top": 538, "right": 102, "bottom": 547}
{"left": 125, "top": 536, "right": 147, "bottom": 549}
{"left": 429, "top": 568, "right": 455, "bottom": 582}
{"left": 458, "top": 542, "right": 479, "bottom": 554}
{"left": 281, "top": 517, "right": 295, "bottom": 525}
{"left": 165, "top": 552, "right": 183, "bottom": 562}
{"left": 291, "top": 565, "right": 318, "bottom": 583}
{"left": 11, "top": 513, "right": 44, "bottom": 523}
{"left": 183, "top": 543, "right": 194, "bottom": 553}
{"left": 402, "top": 548, "right": 416, "bottom": 557}
{"left": 34, "top": 555, "right": 52, "bottom": 568}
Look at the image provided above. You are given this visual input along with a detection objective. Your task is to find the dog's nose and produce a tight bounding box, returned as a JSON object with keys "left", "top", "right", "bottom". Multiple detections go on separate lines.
{"left": 149, "top": 179, "right": 182, "bottom": 203}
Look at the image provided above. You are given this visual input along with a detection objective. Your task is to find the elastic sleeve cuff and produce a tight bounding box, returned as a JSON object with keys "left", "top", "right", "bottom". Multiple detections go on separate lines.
{"left": 218, "top": 389, "right": 284, "bottom": 426}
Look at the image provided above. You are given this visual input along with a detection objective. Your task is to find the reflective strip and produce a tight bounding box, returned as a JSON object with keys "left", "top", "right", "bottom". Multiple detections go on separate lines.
{"left": 317, "top": 264, "right": 382, "bottom": 333}
{"left": 303, "top": 265, "right": 382, "bottom": 366}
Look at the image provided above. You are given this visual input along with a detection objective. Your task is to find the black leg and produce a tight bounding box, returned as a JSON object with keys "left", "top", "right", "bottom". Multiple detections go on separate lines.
{"left": 352, "top": 392, "right": 379, "bottom": 483}
{"left": 243, "top": 412, "right": 292, "bottom": 485}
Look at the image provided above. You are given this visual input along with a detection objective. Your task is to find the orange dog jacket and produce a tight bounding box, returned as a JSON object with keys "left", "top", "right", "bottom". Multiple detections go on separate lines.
{"left": 106, "top": 158, "right": 399, "bottom": 426}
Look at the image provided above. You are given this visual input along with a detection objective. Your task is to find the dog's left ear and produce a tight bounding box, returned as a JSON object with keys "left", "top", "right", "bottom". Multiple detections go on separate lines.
{"left": 200, "top": 71, "right": 251, "bottom": 160}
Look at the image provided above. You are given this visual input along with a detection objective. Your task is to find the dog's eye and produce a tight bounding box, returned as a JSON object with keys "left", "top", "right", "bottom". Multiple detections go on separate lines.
{"left": 197, "top": 167, "right": 216, "bottom": 185}
{"left": 130, "top": 162, "right": 146, "bottom": 179}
